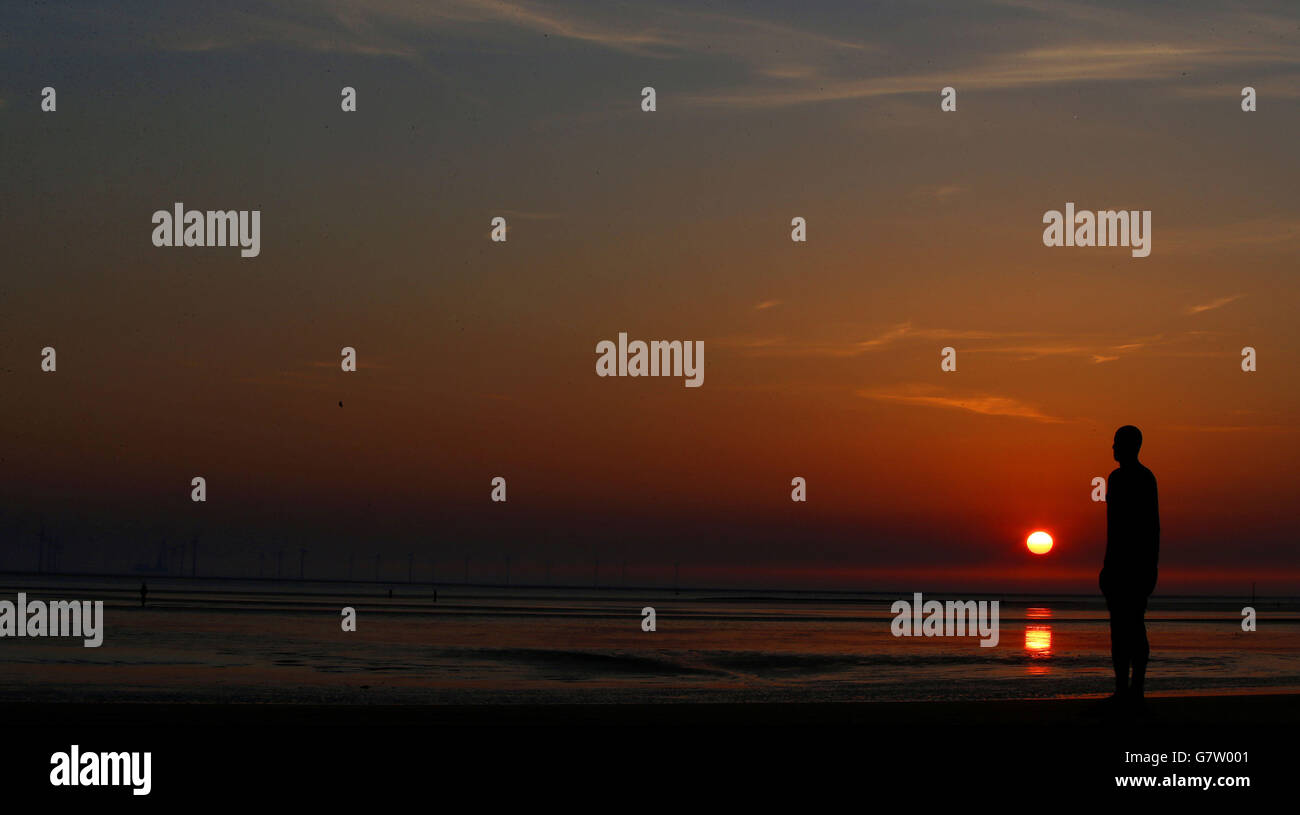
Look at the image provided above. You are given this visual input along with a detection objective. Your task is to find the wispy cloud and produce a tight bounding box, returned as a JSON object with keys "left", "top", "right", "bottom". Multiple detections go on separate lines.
{"left": 848, "top": 323, "right": 1006, "bottom": 353}
{"left": 681, "top": 40, "right": 1299, "bottom": 109}
{"left": 1172, "top": 80, "right": 1300, "bottom": 100}
{"left": 853, "top": 323, "right": 918, "bottom": 350}
{"left": 715, "top": 322, "right": 1229, "bottom": 363}
{"left": 58, "top": 0, "right": 1300, "bottom": 127}
{"left": 156, "top": 0, "right": 869, "bottom": 67}
{"left": 859, "top": 383, "right": 1065, "bottom": 423}
{"left": 718, "top": 322, "right": 1049, "bottom": 358}
{"left": 1186, "top": 294, "right": 1244, "bottom": 315}
{"left": 979, "top": 338, "right": 1155, "bottom": 360}
{"left": 754, "top": 300, "right": 781, "bottom": 311}
{"left": 675, "top": 0, "right": 1300, "bottom": 111}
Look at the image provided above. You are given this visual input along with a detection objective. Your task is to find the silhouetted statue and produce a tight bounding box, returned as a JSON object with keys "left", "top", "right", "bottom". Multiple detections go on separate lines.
{"left": 140, "top": 581, "right": 148, "bottom": 608}
{"left": 1100, "top": 425, "right": 1159, "bottom": 706}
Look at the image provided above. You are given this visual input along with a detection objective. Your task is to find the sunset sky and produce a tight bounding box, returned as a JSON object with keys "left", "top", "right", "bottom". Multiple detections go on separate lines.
{"left": 2, "top": 0, "right": 1298, "bottom": 592}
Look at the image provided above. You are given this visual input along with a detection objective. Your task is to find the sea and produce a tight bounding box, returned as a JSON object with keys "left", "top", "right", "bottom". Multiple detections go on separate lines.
{"left": 1, "top": 574, "right": 1296, "bottom": 705}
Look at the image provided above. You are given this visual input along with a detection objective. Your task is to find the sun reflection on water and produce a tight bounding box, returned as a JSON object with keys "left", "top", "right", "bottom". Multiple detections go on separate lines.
{"left": 1024, "top": 611, "right": 1053, "bottom": 675}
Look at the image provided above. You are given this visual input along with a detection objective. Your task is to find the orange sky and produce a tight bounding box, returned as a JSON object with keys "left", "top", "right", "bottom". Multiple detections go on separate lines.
{"left": 1, "top": 0, "right": 1298, "bottom": 592}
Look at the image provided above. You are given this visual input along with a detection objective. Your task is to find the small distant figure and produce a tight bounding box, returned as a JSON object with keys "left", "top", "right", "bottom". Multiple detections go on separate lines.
{"left": 1100, "top": 425, "right": 1160, "bottom": 709}
{"left": 387, "top": 588, "right": 393, "bottom": 599}
{"left": 140, "top": 581, "right": 148, "bottom": 608}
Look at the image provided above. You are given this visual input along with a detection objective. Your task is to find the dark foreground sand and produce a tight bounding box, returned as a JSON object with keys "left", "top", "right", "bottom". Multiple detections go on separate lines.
{"left": 8, "top": 696, "right": 1292, "bottom": 800}
{"left": 5, "top": 693, "right": 1298, "bottom": 726}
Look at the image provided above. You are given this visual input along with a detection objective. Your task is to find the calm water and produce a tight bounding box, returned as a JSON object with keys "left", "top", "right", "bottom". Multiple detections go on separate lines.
{"left": 1, "top": 575, "right": 1297, "bottom": 704}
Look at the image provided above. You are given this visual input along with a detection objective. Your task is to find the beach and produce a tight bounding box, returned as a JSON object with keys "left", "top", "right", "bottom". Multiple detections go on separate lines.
{"left": 2, "top": 575, "right": 1296, "bottom": 711}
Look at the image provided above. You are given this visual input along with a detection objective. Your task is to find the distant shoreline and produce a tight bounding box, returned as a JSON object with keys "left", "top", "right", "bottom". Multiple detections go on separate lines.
{"left": 0, "top": 571, "right": 1290, "bottom": 602}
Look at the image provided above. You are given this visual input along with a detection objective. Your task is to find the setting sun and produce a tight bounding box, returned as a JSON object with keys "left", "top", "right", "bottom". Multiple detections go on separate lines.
{"left": 1027, "top": 531, "right": 1054, "bottom": 555}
